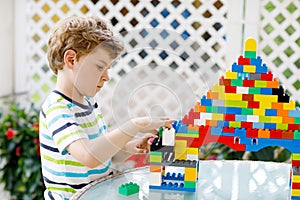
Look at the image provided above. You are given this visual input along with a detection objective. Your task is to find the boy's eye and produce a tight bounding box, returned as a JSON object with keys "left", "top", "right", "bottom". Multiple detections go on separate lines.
{"left": 97, "top": 66, "right": 104, "bottom": 71}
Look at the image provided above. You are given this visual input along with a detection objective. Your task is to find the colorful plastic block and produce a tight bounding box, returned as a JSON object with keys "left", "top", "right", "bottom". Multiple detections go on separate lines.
{"left": 119, "top": 182, "right": 140, "bottom": 196}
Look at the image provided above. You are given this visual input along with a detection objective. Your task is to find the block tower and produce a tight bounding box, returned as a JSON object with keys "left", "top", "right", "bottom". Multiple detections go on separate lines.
{"left": 149, "top": 38, "right": 300, "bottom": 199}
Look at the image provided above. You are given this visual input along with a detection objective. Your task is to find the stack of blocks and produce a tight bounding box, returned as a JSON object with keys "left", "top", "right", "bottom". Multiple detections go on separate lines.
{"left": 149, "top": 38, "right": 300, "bottom": 200}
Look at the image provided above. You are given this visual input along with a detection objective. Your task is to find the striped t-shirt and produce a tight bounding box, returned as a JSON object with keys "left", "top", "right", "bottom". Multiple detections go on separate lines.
{"left": 39, "top": 90, "right": 112, "bottom": 200}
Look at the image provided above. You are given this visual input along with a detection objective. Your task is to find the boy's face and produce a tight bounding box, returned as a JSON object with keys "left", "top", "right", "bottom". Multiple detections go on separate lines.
{"left": 72, "top": 45, "right": 113, "bottom": 98}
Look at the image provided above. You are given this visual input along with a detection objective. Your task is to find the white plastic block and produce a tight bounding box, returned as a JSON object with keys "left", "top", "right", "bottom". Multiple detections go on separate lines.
{"left": 236, "top": 86, "right": 249, "bottom": 94}
{"left": 186, "top": 154, "right": 199, "bottom": 161}
{"left": 162, "top": 127, "right": 175, "bottom": 146}
{"left": 150, "top": 172, "right": 162, "bottom": 186}
{"left": 247, "top": 115, "right": 259, "bottom": 122}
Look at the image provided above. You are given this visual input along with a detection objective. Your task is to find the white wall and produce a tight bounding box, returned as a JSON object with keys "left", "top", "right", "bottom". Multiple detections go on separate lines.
{"left": 0, "top": 0, "right": 14, "bottom": 97}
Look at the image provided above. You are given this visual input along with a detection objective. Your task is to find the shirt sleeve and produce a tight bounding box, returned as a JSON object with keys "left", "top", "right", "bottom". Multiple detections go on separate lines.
{"left": 45, "top": 102, "right": 88, "bottom": 154}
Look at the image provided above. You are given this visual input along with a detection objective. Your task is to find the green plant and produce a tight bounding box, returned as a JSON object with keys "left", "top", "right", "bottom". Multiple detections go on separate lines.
{"left": 0, "top": 103, "right": 44, "bottom": 200}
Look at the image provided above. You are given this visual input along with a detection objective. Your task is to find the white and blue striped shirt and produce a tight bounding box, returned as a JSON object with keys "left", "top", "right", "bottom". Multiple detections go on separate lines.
{"left": 39, "top": 90, "right": 111, "bottom": 200}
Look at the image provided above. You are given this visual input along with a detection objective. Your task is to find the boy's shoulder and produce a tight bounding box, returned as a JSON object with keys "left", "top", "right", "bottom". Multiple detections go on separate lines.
{"left": 41, "top": 91, "right": 72, "bottom": 113}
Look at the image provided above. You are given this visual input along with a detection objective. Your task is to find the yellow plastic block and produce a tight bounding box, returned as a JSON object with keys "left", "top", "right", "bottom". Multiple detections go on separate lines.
{"left": 187, "top": 148, "right": 198, "bottom": 155}
{"left": 175, "top": 140, "right": 187, "bottom": 154}
{"left": 150, "top": 155, "right": 162, "bottom": 163}
{"left": 270, "top": 116, "right": 282, "bottom": 124}
{"left": 293, "top": 175, "right": 300, "bottom": 183}
{"left": 292, "top": 189, "right": 300, "bottom": 196}
{"left": 225, "top": 70, "right": 237, "bottom": 79}
{"left": 253, "top": 95, "right": 278, "bottom": 103}
{"left": 225, "top": 100, "right": 248, "bottom": 108}
{"left": 253, "top": 108, "right": 265, "bottom": 116}
{"left": 225, "top": 93, "right": 242, "bottom": 101}
{"left": 229, "top": 121, "right": 241, "bottom": 128}
{"left": 176, "top": 133, "right": 199, "bottom": 138}
{"left": 292, "top": 154, "right": 300, "bottom": 161}
{"left": 175, "top": 151, "right": 186, "bottom": 160}
{"left": 283, "top": 100, "right": 296, "bottom": 110}
{"left": 243, "top": 65, "right": 256, "bottom": 73}
{"left": 260, "top": 102, "right": 273, "bottom": 109}
{"left": 245, "top": 38, "right": 256, "bottom": 51}
{"left": 212, "top": 84, "right": 225, "bottom": 93}
{"left": 185, "top": 167, "right": 197, "bottom": 181}
{"left": 212, "top": 113, "right": 224, "bottom": 121}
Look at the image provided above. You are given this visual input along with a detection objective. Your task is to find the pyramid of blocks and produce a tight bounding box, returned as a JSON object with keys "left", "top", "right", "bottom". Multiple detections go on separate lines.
{"left": 149, "top": 38, "right": 300, "bottom": 199}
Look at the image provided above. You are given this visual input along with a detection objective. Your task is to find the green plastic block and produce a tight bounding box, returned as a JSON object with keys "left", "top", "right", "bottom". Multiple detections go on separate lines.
{"left": 249, "top": 87, "right": 260, "bottom": 94}
{"left": 242, "top": 108, "right": 253, "bottom": 115}
{"left": 295, "top": 118, "right": 300, "bottom": 124}
{"left": 119, "top": 182, "right": 139, "bottom": 196}
{"left": 244, "top": 51, "right": 256, "bottom": 58}
{"left": 206, "top": 106, "right": 212, "bottom": 113}
{"left": 276, "top": 123, "right": 288, "bottom": 130}
{"left": 294, "top": 130, "right": 300, "bottom": 140}
{"left": 255, "top": 80, "right": 267, "bottom": 87}
{"left": 225, "top": 100, "right": 247, "bottom": 108}
{"left": 184, "top": 181, "right": 196, "bottom": 188}
{"left": 231, "top": 79, "right": 243, "bottom": 86}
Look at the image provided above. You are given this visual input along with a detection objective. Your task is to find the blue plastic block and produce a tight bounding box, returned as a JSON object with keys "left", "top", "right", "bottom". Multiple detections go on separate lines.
{"left": 235, "top": 115, "right": 247, "bottom": 122}
{"left": 234, "top": 128, "right": 246, "bottom": 137}
{"left": 163, "top": 172, "right": 184, "bottom": 181}
{"left": 211, "top": 126, "right": 222, "bottom": 136}
{"left": 172, "top": 120, "right": 181, "bottom": 132}
{"left": 291, "top": 196, "right": 300, "bottom": 200}
{"left": 250, "top": 56, "right": 262, "bottom": 67}
{"left": 232, "top": 63, "right": 244, "bottom": 73}
{"left": 218, "top": 106, "right": 227, "bottom": 114}
{"left": 217, "top": 121, "right": 226, "bottom": 127}
{"left": 289, "top": 110, "right": 300, "bottom": 118}
{"left": 265, "top": 109, "right": 277, "bottom": 116}
{"left": 264, "top": 123, "right": 276, "bottom": 130}
{"left": 201, "top": 96, "right": 212, "bottom": 106}
{"left": 177, "top": 124, "right": 188, "bottom": 133}
{"left": 253, "top": 122, "right": 264, "bottom": 129}
{"left": 238, "top": 72, "right": 250, "bottom": 80}
{"left": 256, "top": 64, "right": 268, "bottom": 74}
{"left": 260, "top": 88, "right": 273, "bottom": 95}
{"left": 226, "top": 107, "right": 242, "bottom": 115}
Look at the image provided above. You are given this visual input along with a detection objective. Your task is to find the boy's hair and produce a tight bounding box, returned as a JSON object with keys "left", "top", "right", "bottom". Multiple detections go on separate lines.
{"left": 47, "top": 15, "right": 124, "bottom": 74}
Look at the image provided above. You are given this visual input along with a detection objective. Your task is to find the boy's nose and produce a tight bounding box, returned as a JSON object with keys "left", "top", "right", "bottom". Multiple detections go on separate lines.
{"left": 101, "top": 71, "right": 110, "bottom": 82}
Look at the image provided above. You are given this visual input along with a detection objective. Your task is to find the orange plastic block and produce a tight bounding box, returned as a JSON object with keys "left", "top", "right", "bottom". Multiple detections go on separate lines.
{"left": 278, "top": 109, "right": 289, "bottom": 117}
{"left": 282, "top": 130, "right": 294, "bottom": 140}
{"left": 184, "top": 167, "right": 197, "bottom": 181}
{"left": 194, "top": 102, "right": 206, "bottom": 112}
{"left": 267, "top": 78, "right": 279, "bottom": 88}
{"left": 150, "top": 165, "right": 161, "bottom": 172}
{"left": 205, "top": 120, "right": 218, "bottom": 127}
{"left": 188, "top": 124, "right": 199, "bottom": 131}
{"left": 258, "top": 129, "right": 270, "bottom": 138}
{"left": 282, "top": 116, "right": 294, "bottom": 124}
{"left": 272, "top": 102, "right": 283, "bottom": 110}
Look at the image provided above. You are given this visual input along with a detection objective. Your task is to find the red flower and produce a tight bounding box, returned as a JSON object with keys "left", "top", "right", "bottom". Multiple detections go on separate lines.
{"left": 33, "top": 138, "right": 40, "bottom": 144}
{"left": 36, "top": 145, "right": 40, "bottom": 156}
{"left": 208, "top": 155, "right": 218, "bottom": 160}
{"left": 5, "top": 128, "right": 16, "bottom": 140}
{"left": 15, "top": 146, "right": 21, "bottom": 156}
{"left": 32, "top": 123, "right": 39, "bottom": 133}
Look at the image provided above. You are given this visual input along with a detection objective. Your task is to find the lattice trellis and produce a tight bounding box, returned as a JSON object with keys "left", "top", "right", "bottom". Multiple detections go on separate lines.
{"left": 259, "top": 0, "right": 300, "bottom": 100}
{"left": 27, "top": 0, "right": 228, "bottom": 125}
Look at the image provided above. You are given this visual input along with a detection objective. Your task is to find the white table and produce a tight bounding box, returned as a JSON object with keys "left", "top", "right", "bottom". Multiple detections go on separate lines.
{"left": 73, "top": 160, "right": 291, "bottom": 200}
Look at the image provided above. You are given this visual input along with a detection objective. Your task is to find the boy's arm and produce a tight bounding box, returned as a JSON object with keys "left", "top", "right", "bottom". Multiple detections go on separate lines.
{"left": 67, "top": 117, "right": 169, "bottom": 168}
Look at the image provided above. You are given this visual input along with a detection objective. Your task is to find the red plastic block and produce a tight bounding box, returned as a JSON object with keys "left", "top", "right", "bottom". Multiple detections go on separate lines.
{"left": 243, "top": 80, "right": 255, "bottom": 87}
{"left": 248, "top": 101, "right": 260, "bottom": 108}
{"left": 242, "top": 94, "right": 254, "bottom": 101}
{"left": 223, "top": 126, "right": 235, "bottom": 133}
{"left": 292, "top": 160, "right": 300, "bottom": 167}
{"left": 270, "top": 129, "right": 282, "bottom": 139}
{"left": 292, "top": 182, "right": 300, "bottom": 190}
{"left": 219, "top": 76, "right": 231, "bottom": 86}
{"left": 289, "top": 124, "right": 300, "bottom": 130}
{"left": 224, "top": 114, "right": 235, "bottom": 121}
{"left": 241, "top": 122, "right": 253, "bottom": 129}
{"left": 238, "top": 55, "right": 250, "bottom": 65}
{"left": 225, "top": 86, "right": 237, "bottom": 93}
{"left": 246, "top": 128, "right": 258, "bottom": 138}
{"left": 261, "top": 71, "right": 273, "bottom": 81}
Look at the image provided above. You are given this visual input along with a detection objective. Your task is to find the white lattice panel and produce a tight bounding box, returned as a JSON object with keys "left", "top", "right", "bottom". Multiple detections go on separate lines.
{"left": 26, "top": 0, "right": 228, "bottom": 124}
{"left": 259, "top": 0, "right": 300, "bottom": 101}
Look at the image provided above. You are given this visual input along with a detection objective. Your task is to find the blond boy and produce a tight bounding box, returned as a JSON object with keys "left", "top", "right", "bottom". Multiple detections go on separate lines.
{"left": 40, "top": 16, "right": 171, "bottom": 200}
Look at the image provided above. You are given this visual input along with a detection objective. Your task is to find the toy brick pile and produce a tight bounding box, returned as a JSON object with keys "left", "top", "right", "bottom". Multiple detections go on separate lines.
{"left": 149, "top": 38, "right": 300, "bottom": 199}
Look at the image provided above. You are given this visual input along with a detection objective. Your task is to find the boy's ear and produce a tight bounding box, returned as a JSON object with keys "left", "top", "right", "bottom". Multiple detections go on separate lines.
{"left": 64, "top": 49, "right": 77, "bottom": 69}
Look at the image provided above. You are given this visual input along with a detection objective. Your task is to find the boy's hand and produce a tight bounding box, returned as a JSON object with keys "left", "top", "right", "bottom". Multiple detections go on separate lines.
{"left": 124, "top": 133, "right": 157, "bottom": 154}
{"left": 131, "top": 117, "right": 173, "bottom": 133}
